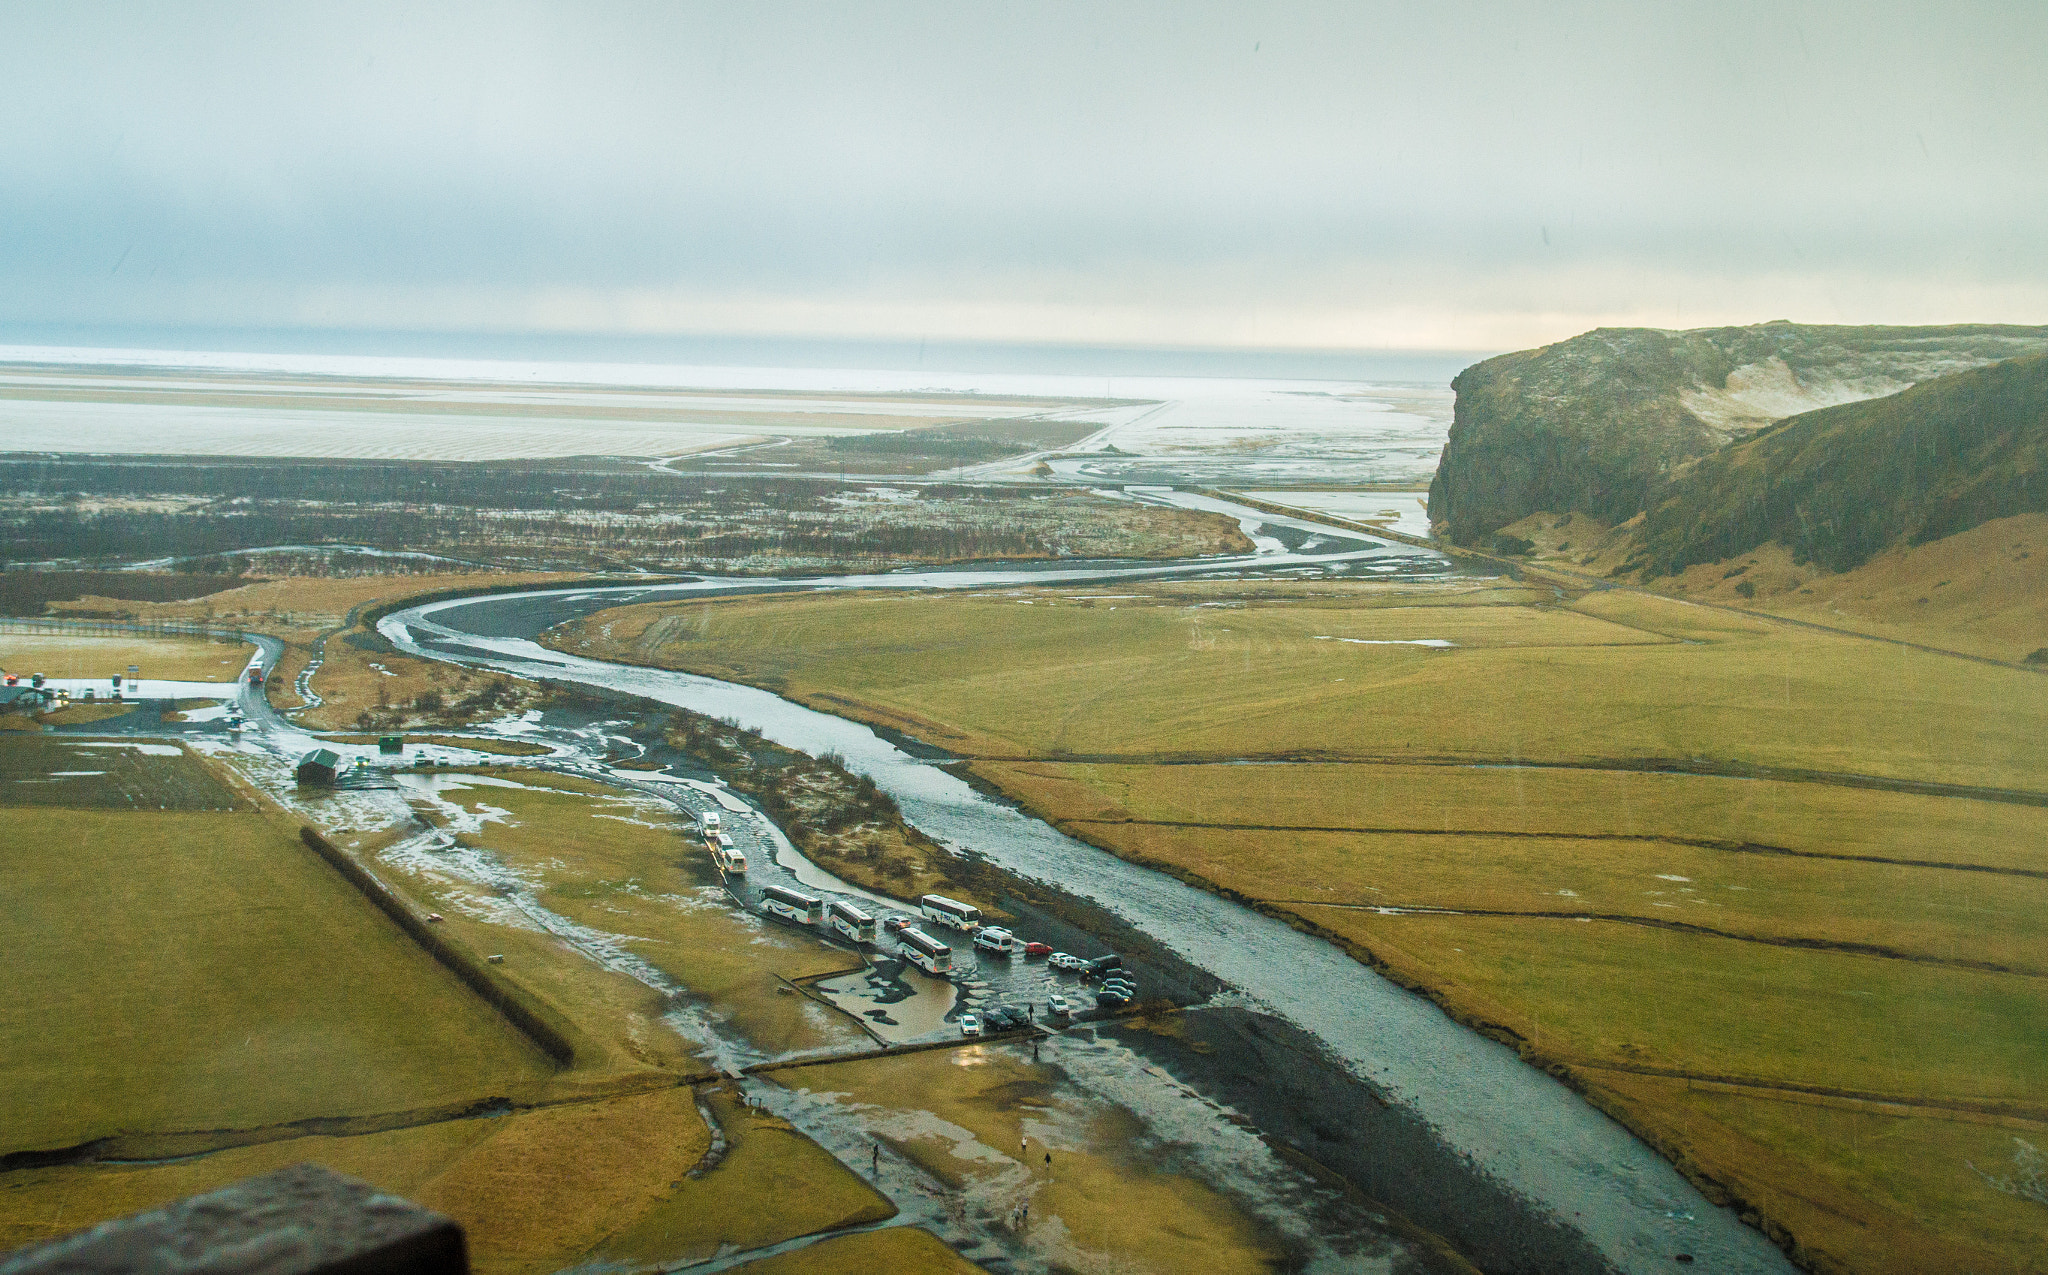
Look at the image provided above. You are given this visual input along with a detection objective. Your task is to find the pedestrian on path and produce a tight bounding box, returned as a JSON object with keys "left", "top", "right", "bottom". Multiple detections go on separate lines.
{"left": 872, "top": 1143, "right": 880, "bottom": 1176}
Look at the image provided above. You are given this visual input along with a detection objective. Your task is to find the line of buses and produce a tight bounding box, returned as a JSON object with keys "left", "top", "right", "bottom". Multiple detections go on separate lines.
{"left": 755, "top": 886, "right": 987, "bottom": 977}
{"left": 700, "top": 809, "right": 747, "bottom": 874}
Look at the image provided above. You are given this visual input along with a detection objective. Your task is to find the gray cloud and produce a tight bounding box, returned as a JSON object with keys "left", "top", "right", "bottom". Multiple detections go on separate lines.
{"left": 2, "top": 0, "right": 2044, "bottom": 348}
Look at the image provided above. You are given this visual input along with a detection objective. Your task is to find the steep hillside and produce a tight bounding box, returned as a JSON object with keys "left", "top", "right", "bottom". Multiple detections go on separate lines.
{"left": 1428, "top": 322, "right": 2048, "bottom": 545}
{"left": 1626, "top": 353, "right": 2048, "bottom": 576}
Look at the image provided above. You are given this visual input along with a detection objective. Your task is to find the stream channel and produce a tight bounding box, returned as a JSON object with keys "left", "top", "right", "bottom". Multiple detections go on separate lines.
{"left": 379, "top": 497, "right": 1797, "bottom": 1275}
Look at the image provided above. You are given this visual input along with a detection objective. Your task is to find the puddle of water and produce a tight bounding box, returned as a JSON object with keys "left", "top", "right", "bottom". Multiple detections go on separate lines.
{"left": 811, "top": 965, "right": 958, "bottom": 1042}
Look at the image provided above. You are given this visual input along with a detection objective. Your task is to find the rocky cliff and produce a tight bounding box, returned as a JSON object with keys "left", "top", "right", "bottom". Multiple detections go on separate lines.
{"left": 1427, "top": 322, "right": 2048, "bottom": 545}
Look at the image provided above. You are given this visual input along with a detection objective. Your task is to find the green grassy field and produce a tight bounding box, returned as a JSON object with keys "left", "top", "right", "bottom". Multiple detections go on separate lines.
{"left": 3, "top": 765, "right": 912, "bottom": 1273}
{"left": 557, "top": 581, "right": 2048, "bottom": 1275}
{"left": 0, "top": 807, "right": 557, "bottom": 1154}
{"left": 0, "top": 737, "right": 243, "bottom": 809}
{"left": 0, "top": 634, "right": 252, "bottom": 683}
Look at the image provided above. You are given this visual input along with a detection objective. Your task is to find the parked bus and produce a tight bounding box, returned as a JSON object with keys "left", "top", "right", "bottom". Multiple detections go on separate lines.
{"left": 760, "top": 884, "right": 823, "bottom": 925}
{"left": 919, "top": 893, "right": 982, "bottom": 932}
{"left": 827, "top": 898, "right": 877, "bottom": 944}
{"left": 898, "top": 927, "right": 953, "bottom": 975}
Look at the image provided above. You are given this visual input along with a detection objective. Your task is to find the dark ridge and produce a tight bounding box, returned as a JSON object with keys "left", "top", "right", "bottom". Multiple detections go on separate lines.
{"left": 1630, "top": 352, "right": 2048, "bottom": 575}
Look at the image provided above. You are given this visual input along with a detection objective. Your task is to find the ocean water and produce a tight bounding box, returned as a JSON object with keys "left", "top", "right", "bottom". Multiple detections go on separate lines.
{"left": 0, "top": 330, "right": 1471, "bottom": 480}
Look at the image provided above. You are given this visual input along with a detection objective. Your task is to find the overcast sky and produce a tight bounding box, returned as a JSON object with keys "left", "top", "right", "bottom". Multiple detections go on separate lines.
{"left": 3, "top": 1, "right": 2043, "bottom": 352}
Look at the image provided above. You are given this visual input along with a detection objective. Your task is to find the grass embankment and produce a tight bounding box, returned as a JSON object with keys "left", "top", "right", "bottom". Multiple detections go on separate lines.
{"left": 777, "top": 1046, "right": 1282, "bottom": 1274}
{"left": 0, "top": 633, "right": 251, "bottom": 682}
{"left": 559, "top": 582, "right": 2048, "bottom": 1275}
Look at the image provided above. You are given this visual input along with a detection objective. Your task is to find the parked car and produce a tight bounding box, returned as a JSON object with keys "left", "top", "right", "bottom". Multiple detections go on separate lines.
{"left": 1048, "top": 952, "right": 1086, "bottom": 971}
{"left": 984, "top": 1006, "right": 1021, "bottom": 1031}
{"left": 1082, "top": 955, "right": 1124, "bottom": 980}
{"left": 1022, "top": 941, "right": 1052, "bottom": 957}
{"left": 1095, "top": 989, "right": 1130, "bottom": 1009}
{"left": 973, "top": 926, "right": 1018, "bottom": 955}
{"left": 958, "top": 1013, "right": 982, "bottom": 1038}
{"left": 882, "top": 914, "right": 913, "bottom": 934}
{"left": 1046, "top": 994, "right": 1072, "bottom": 1017}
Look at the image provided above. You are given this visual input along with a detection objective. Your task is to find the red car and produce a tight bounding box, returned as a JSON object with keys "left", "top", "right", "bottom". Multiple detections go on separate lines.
{"left": 1023, "top": 942, "right": 1052, "bottom": 958}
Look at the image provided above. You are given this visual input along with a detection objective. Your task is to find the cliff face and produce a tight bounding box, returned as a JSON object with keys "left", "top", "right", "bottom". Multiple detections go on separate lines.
{"left": 1626, "top": 352, "right": 2048, "bottom": 576}
{"left": 1427, "top": 322, "right": 2048, "bottom": 545}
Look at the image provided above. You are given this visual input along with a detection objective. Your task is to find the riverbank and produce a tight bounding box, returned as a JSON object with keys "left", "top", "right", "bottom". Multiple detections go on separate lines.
{"left": 535, "top": 577, "right": 2048, "bottom": 1274}
{"left": 384, "top": 566, "right": 1802, "bottom": 1273}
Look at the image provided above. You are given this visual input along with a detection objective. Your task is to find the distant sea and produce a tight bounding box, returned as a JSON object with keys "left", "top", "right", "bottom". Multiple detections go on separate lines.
{"left": 0, "top": 323, "right": 1493, "bottom": 387}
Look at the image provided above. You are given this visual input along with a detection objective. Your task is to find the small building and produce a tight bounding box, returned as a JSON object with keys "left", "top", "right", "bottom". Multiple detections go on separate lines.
{"left": 295, "top": 748, "right": 347, "bottom": 786}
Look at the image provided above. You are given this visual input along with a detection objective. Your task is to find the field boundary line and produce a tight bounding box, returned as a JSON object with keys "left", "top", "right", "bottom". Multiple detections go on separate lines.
{"left": 981, "top": 752, "right": 2048, "bottom": 808}
{"left": 1273, "top": 899, "right": 2048, "bottom": 977}
{"left": 1064, "top": 818, "right": 2048, "bottom": 880}
{"left": 1572, "top": 1061, "right": 2048, "bottom": 1124}
{"left": 1, "top": 1073, "right": 715, "bottom": 1171}
{"left": 298, "top": 826, "right": 579, "bottom": 1067}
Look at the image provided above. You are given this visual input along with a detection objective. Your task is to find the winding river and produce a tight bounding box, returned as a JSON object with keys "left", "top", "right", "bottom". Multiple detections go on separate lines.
{"left": 379, "top": 516, "right": 1797, "bottom": 1275}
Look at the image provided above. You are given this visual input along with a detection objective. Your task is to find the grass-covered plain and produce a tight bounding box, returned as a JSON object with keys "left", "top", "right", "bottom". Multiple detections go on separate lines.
{"left": 5, "top": 762, "right": 915, "bottom": 1271}
{"left": 0, "top": 806, "right": 556, "bottom": 1155}
{"left": 561, "top": 581, "right": 2048, "bottom": 1275}
{"left": 0, "top": 634, "right": 252, "bottom": 682}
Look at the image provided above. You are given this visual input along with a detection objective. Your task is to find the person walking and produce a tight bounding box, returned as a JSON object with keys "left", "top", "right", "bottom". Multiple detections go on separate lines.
{"left": 871, "top": 1143, "right": 880, "bottom": 1176}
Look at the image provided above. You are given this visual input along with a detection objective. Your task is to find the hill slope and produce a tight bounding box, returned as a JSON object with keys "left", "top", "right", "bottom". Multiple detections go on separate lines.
{"left": 1626, "top": 353, "right": 2048, "bottom": 577}
{"left": 1428, "top": 322, "right": 2048, "bottom": 545}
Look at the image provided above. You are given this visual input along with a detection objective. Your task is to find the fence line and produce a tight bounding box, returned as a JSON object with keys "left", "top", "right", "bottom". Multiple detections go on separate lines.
{"left": 0, "top": 615, "right": 245, "bottom": 641}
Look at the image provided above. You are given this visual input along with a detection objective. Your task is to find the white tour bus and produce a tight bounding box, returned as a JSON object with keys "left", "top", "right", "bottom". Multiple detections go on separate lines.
{"left": 760, "top": 883, "right": 823, "bottom": 925}
{"left": 919, "top": 893, "right": 982, "bottom": 932}
{"left": 701, "top": 810, "right": 721, "bottom": 831}
{"left": 827, "top": 898, "right": 877, "bottom": 944}
{"left": 898, "top": 927, "right": 953, "bottom": 975}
